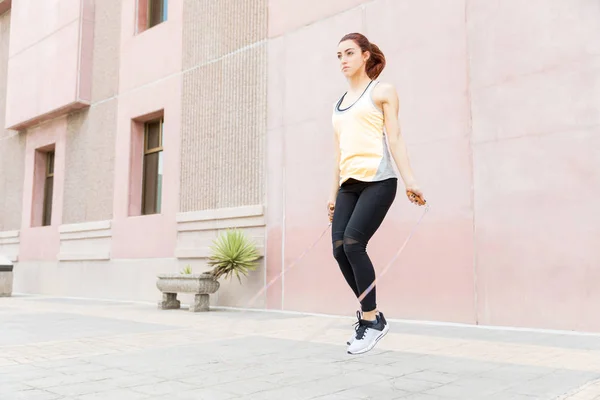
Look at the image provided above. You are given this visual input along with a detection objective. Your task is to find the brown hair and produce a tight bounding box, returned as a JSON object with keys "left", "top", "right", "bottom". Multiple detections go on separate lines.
{"left": 339, "top": 33, "right": 386, "bottom": 79}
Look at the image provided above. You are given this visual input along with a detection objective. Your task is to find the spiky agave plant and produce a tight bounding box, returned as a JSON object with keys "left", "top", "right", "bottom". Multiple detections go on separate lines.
{"left": 180, "top": 265, "right": 193, "bottom": 275}
{"left": 207, "top": 229, "right": 260, "bottom": 283}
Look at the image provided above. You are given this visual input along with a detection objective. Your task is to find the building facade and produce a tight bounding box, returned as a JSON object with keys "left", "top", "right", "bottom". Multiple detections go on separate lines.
{"left": 0, "top": 0, "right": 598, "bottom": 333}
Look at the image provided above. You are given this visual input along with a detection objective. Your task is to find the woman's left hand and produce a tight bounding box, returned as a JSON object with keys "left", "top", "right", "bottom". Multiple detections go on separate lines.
{"left": 405, "top": 183, "right": 426, "bottom": 206}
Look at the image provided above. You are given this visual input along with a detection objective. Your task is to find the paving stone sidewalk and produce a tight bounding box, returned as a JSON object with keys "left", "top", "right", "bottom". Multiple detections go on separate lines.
{"left": 2, "top": 294, "right": 600, "bottom": 400}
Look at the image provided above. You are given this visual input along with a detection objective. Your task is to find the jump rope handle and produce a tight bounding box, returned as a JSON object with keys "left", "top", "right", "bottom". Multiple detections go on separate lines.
{"left": 406, "top": 190, "right": 427, "bottom": 206}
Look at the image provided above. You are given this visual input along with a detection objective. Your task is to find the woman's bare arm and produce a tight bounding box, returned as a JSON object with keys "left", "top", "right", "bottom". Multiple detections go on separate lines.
{"left": 374, "top": 82, "right": 424, "bottom": 203}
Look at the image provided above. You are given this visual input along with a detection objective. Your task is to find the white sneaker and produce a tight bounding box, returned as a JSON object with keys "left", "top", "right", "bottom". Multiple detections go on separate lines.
{"left": 347, "top": 310, "right": 362, "bottom": 345}
{"left": 347, "top": 334, "right": 355, "bottom": 346}
{"left": 347, "top": 312, "right": 389, "bottom": 355}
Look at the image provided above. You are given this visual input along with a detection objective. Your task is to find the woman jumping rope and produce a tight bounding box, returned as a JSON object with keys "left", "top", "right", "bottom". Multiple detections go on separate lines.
{"left": 329, "top": 33, "right": 426, "bottom": 355}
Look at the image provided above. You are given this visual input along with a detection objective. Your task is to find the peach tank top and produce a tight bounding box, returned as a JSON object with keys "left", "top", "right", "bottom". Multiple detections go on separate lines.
{"left": 331, "top": 80, "right": 397, "bottom": 186}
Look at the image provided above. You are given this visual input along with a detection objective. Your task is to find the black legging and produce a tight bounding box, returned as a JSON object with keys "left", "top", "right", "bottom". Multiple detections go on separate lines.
{"left": 332, "top": 177, "right": 397, "bottom": 312}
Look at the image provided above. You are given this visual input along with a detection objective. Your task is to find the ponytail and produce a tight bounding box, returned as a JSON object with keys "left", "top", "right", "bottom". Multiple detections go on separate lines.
{"left": 366, "top": 42, "right": 386, "bottom": 80}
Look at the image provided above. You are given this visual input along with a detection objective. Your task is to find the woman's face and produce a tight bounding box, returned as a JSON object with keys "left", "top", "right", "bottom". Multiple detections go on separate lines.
{"left": 337, "top": 40, "right": 367, "bottom": 78}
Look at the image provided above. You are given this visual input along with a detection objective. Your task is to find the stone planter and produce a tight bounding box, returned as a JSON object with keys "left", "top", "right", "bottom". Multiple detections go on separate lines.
{"left": 156, "top": 272, "right": 220, "bottom": 312}
{"left": 0, "top": 256, "right": 13, "bottom": 297}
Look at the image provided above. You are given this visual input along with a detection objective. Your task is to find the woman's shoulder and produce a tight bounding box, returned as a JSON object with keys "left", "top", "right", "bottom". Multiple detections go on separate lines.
{"left": 371, "top": 81, "right": 399, "bottom": 108}
{"left": 372, "top": 81, "right": 397, "bottom": 97}
{"left": 371, "top": 82, "right": 398, "bottom": 110}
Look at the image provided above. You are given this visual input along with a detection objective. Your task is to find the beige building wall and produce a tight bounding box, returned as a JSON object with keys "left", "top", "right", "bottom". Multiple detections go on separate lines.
{"left": 0, "top": 10, "right": 25, "bottom": 232}
{"left": 0, "top": 9, "right": 9, "bottom": 135}
{"left": 62, "top": 0, "right": 121, "bottom": 224}
{"left": 0, "top": 132, "right": 25, "bottom": 232}
{"left": 180, "top": 0, "right": 268, "bottom": 212}
{"left": 10, "top": 1, "right": 271, "bottom": 310}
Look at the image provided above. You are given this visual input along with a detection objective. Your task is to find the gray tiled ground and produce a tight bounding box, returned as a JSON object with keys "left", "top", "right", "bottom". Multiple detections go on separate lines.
{"left": 0, "top": 312, "right": 175, "bottom": 346}
{"left": 24, "top": 297, "right": 129, "bottom": 306}
{"left": 1, "top": 296, "right": 600, "bottom": 400}
{"left": 391, "top": 323, "right": 600, "bottom": 352}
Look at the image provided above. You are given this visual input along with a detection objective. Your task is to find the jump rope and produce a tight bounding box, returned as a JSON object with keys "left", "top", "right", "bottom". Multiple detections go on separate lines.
{"left": 206, "top": 190, "right": 430, "bottom": 364}
{"left": 247, "top": 190, "right": 429, "bottom": 308}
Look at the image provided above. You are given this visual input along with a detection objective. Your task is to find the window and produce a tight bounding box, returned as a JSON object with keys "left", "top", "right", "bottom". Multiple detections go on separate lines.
{"left": 142, "top": 118, "right": 163, "bottom": 215}
{"left": 148, "top": 0, "right": 168, "bottom": 28}
{"left": 137, "top": 0, "right": 168, "bottom": 33}
{"left": 42, "top": 151, "right": 55, "bottom": 226}
{"left": 32, "top": 146, "right": 56, "bottom": 227}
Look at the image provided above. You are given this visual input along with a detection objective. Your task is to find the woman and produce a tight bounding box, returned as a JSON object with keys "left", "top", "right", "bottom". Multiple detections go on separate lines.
{"left": 329, "top": 33, "right": 426, "bottom": 355}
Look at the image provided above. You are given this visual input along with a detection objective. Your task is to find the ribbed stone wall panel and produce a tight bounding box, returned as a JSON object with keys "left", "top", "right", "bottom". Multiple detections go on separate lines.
{"left": 63, "top": 100, "right": 117, "bottom": 224}
{"left": 0, "top": 10, "right": 24, "bottom": 231}
{"left": 217, "top": 46, "right": 267, "bottom": 209}
{"left": 180, "top": 62, "right": 222, "bottom": 211}
{"left": 180, "top": 0, "right": 267, "bottom": 212}
{"left": 91, "top": 0, "right": 122, "bottom": 102}
{"left": 62, "top": 1, "right": 121, "bottom": 224}
{"left": 183, "top": 0, "right": 267, "bottom": 69}
{"left": 0, "top": 133, "right": 26, "bottom": 231}
{"left": 0, "top": 10, "right": 10, "bottom": 136}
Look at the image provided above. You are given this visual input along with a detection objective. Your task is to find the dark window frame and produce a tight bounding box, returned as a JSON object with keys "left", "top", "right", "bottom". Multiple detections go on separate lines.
{"left": 141, "top": 118, "right": 164, "bottom": 215}
{"left": 42, "top": 151, "right": 55, "bottom": 226}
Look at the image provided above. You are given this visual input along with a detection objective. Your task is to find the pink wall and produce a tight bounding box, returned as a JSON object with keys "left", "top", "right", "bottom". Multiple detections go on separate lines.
{"left": 265, "top": 35, "right": 285, "bottom": 309}
{"left": 111, "top": 0, "right": 183, "bottom": 259}
{"left": 268, "top": 0, "right": 370, "bottom": 38}
{"left": 469, "top": 0, "right": 600, "bottom": 332}
{"left": 266, "top": 0, "right": 600, "bottom": 331}
{"left": 267, "top": 2, "right": 475, "bottom": 323}
{"left": 4, "top": 0, "right": 93, "bottom": 129}
{"left": 19, "top": 117, "right": 67, "bottom": 261}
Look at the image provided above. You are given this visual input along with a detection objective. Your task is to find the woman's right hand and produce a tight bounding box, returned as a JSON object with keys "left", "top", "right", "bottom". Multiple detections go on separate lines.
{"left": 405, "top": 183, "right": 426, "bottom": 206}
{"left": 327, "top": 201, "right": 335, "bottom": 223}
